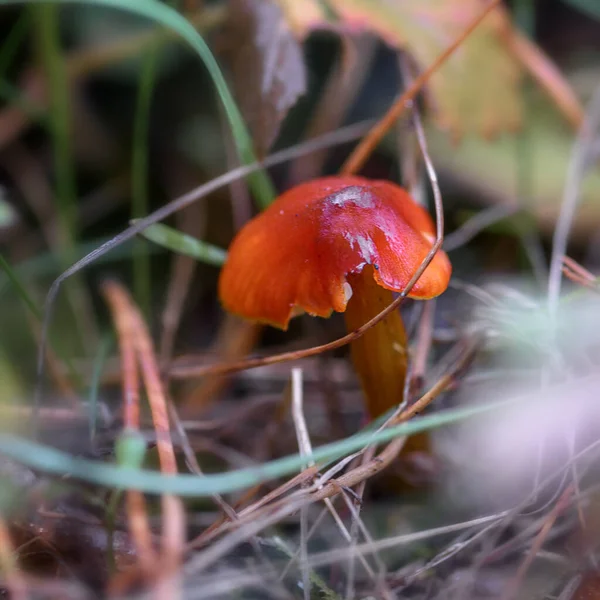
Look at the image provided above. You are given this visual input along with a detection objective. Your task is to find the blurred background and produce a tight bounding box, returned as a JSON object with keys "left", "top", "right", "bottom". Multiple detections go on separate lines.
{"left": 1, "top": 0, "right": 600, "bottom": 598}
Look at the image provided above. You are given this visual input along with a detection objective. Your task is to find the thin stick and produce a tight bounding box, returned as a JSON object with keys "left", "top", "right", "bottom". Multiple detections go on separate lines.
{"left": 499, "top": 485, "right": 573, "bottom": 600}
{"left": 287, "top": 369, "right": 383, "bottom": 593}
{"left": 104, "top": 282, "right": 184, "bottom": 598}
{"left": 505, "top": 30, "right": 583, "bottom": 129}
{"left": 340, "top": 0, "right": 502, "bottom": 175}
{"left": 443, "top": 205, "right": 518, "bottom": 252}
{"left": 102, "top": 282, "right": 157, "bottom": 576}
{"left": 131, "top": 308, "right": 185, "bottom": 599}
{"left": 191, "top": 340, "right": 476, "bottom": 553}
{"left": 290, "top": 368, "right": 310, "bottom": 600}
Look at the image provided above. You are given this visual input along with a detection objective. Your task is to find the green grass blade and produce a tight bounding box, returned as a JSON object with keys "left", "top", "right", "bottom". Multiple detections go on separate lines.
{"left": 136, "top": 222, "right": 227, "bottom": 266}
{"left": 87, "top": 334, "right": 112, "bottom": 443}
{"left": 131, "top": 46, "right": 158, "bottom": 319}
{"left": 34, "top": 4, "right": 77, "bottom": 239}
{"left": 0, "top": 237, "right": 163, "bottom": 296}
{"left": 0, "top": 253, "right": 83, "bottom": 388}
{"left": 0, "top": 399, "right": 512, "bottom": 496}
{"left": 8, "top": 0, "right": 276, "bottom": 207}
{"left": 0, "top": 254, "right": 43, "bottom": 320}
{"left": 33, "top": 4, "right": 101, "bottom": 350}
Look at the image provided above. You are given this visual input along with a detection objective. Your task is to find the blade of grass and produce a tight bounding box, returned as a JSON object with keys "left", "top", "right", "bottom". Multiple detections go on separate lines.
{"left": 33, "top": 4, "right": 99, "bottom": 351}
{"left": 131, "top": 44, "right": 159, "bottom": 319}
{"left": 0, "top": 253, "right": 42, "bottom": 320}
{"left": 136, "top": 222, "right": 227, "bottom": 266}
{"left": 33, "top": 4, "right": 76, "bottom": 240}
{"left": 87, "top": 333, "right": 112, "bottom": 444}
{"left": 0, "top": 397, "right": 516, "bottom": 496}
{"left": 0, "top": 237, "right": 163, "bottom": 296}
{"left": 13, "top": 0, "right": 275, "bottom": 206}
{"left": 0, "top": 253, "right": 82, "bottom": 388}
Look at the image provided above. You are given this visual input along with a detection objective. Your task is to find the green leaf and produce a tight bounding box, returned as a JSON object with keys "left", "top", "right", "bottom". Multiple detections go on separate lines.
{"left": 0, "top": 0, "right": 276, "bottom": 207}
{"left": 0, "top": 398, "right": 513, "bottom": 496}
{"left": 137, "top": 222, "right": 227, "bottom": 266}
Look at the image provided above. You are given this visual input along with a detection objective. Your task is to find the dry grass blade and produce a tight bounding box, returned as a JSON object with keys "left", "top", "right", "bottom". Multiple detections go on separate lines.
{"left": 500, "top": 485, "right": 574, "bottom": 600}
{"left": 288, "top": 368, "right": 392, "bottom": 598}
{"left": 188, "top": 337, "right": 476, "bottom": 563}
{"left": 25, "top": 311, "right": 79, "bottom": 407}
{"left": 506, "top": 29, "right": 583, "bottom": 129}
{"left": 290, "top": 367, "right": 311, "bottom": 600}
{"left": 102, "top": 281, "right": 184, "bottom": 597}
{"left": 562, "top": 256, "right": 599, "bottom": 289}
{"left": 101, "top": 281, "right": 157, "bottom": 578}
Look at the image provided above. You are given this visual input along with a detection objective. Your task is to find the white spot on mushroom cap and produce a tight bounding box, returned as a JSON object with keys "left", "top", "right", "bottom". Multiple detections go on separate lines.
{"left": 328, "top": 186, "right": 374, "bottom": 209}
{"left": 344, "top": 232, "right": 377, "bottom": 264}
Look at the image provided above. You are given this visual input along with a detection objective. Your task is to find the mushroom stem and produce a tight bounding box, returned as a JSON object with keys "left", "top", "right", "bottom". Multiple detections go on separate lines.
{"left": 344, "top": 266, "right": 408, "bottom": 419}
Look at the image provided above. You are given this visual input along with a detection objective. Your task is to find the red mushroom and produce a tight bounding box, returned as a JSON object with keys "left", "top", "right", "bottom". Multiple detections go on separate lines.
{"left": 218, "top": 175, "right": 451, "bottom": 419}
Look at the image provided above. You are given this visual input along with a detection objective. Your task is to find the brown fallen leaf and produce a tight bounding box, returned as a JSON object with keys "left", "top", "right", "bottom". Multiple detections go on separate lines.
{"left": 221, "top": 0, "right": 307, "bottom": 157}
{"left": 275, "top": 0, "right": 523, "bottom": 139}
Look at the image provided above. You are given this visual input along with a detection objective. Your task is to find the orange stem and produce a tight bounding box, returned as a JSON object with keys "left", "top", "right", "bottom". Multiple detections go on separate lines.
{"left": 344, "top": 267, "right": 407, "bottom": 419}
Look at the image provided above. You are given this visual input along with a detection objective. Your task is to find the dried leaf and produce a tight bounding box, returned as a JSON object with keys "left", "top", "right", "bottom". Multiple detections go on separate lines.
{"left": 274, "top": 0, "right": 524, "bottom": 138}
{"left": 222, "top": 0, "right": 307, "bottom": 157}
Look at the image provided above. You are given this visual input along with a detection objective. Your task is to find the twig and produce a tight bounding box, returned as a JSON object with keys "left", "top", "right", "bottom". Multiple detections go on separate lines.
{"left": 189, "top": 340, "right": 476, "bottom": 555}
{"left": 340, "top": 0, "right": 503, "bottom": 175}
{"left": 303, "top": 514, "right": 507, "bottom": 571}
{"left": 103, "top": 281, "right": 184, "bottom": 599}
{"left": 505, "top": 29, "right": 583, "bottom": 129}
{"left": 130, "top": 301, "right": 185, "bottom": 599}
{"left": 159, "top": 198, "right": 206, "bottom": 366}
{"left": 410, "top": 299, "right": 436, "bottom": 395}
{"left": 443, "top": 205, "right": 518, "bottom": 252}
{"left": 499, "top": 485, "right": 574, "bottom": 600}
{"left": 102, "top": 281, "right": 157, "bottom": 577}
{"left": 562, "top": 256, "right": 598, "bottom": 289}
{"left": 289, "top": 34, "right": 377, "bottom": 184}
{"left": 290, "top": 368, "right": 310, "bottom": 600}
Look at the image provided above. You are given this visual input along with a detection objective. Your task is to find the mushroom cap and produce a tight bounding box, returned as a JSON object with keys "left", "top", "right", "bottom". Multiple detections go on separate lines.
{"left": 219, "top": 175, "right": 452, "bottom": 329}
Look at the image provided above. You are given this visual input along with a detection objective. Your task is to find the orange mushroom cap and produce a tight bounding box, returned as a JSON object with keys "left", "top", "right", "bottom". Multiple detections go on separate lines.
{"left": 218, "top": 175, "right": 452, "bottom": 329}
